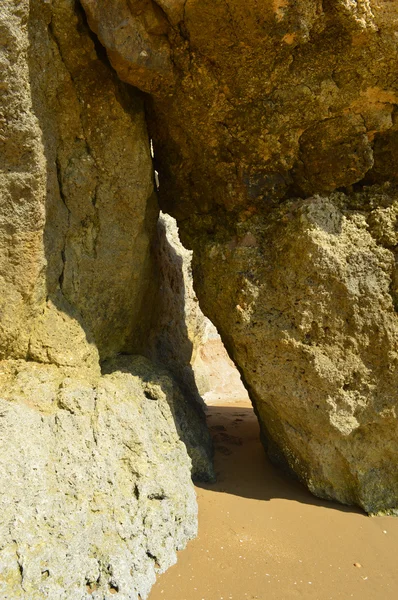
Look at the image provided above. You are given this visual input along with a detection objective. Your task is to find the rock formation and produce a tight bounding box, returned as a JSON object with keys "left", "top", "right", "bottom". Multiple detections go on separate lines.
{"left": 151, "top": 212, "right": 249, "bottom": 404}
{"left": 150, "top": 212, "right": 209, "bottom": 406}
{"left": 0, "top": 0, "right": 212, "bottom": 598}
{"left": 2, "top": 0, "right": 398, "bottom": 597}
{"left": 149, "top": 213, "right": 215, "bottom": 480}
{"left": 0, "top": 357, "right": 197, "bottom": 600}
{"left": 80, "top": 0, "right": 398, "bottom": 514}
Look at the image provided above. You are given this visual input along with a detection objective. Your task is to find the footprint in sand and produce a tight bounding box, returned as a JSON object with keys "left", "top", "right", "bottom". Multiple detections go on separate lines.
{"left": 211, "top": 425, "right": 227, "bottom": 432}
{"left": 216, "top": 445, "right": 233, "bottom": 455}
{"left": 213, "top": 432, "right": 243, "bottom": 446}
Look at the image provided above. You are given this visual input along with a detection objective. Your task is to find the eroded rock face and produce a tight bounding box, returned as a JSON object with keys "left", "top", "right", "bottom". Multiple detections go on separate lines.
{"left": 81, "top": 0, "right": 398, "bottom": 216}
{"left": 149, "top": 213, "right": 215, "bottom": 480}
{"left": 0, "top": 1, "right": 212, "bottom": 597}
{"left": 150, "top": 213, "right": 209, "bottom": 405}
{"left": 1, "top": 0, "right": 160, "bottom": 366}
{"left": 0, "top": 357, "right": 197, "bottom": 600}
{"left": 28, "top": 0, "right": 160, "bottom": 362}
{"left": 193, "top": 191, "right": 398, "bottom": 514}
{"left": 151, "top": 213, "right": 249, "bottom": 406}
{"left": 81, "top": 0, "right": 398, "bottom": 512}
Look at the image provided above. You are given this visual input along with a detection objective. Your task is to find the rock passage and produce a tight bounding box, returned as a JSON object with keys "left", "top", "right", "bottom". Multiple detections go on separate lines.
{"left": 80, "top": 0, "right": 398, "bottom": 514}
{"left": 150, "top": 398, "right": 398, "bottom": 600}
{"left": 1, "top": 0, "right": 398, "bottom": 598}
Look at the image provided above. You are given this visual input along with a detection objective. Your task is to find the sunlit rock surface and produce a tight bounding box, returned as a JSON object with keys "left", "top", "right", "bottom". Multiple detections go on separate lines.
{"left": 81, "top": 0, "right": 398, "bottom": 513}
{"left": 0, "top": 1, "right": 211, "bottom": 597}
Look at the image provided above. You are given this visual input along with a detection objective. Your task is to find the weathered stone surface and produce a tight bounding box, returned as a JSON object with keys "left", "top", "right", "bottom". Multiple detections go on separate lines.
{"left": 0, "top": 1, "right": 213, "bottom": 598}
{"left": 81, "top": 0, "right": 398, "bottom": 216}
{"left": 81, "top": 0, "right": 398, "bottom": 512}
{"left": 149, "top": 213, "right": 215, "bottom": 480}
{"left": 1, "top": 0, "right": 158, "bottom": 365}
{"left": 0, "top": 357, "right": 197, "bottom": 600}
{"left": 151, "top": 213, "right": 248, "bottom": 406}
{"left": 105, "top": 352, "right": 214, "bottom": 482}
{"left": 0, "top": 0, "right": 48, "bottom": 360}
{"left": 150, "top": 213, "right": 208, "bottom": 405}
{"left": 193, "top": 190, "right": 398, "bottom": 514}
{"left": 199, "top": 333, "right": 250, "bottom": 405}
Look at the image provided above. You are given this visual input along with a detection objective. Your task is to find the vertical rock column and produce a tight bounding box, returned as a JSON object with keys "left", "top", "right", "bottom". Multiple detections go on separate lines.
{"left": 0, "top": 1, "right": 211, "bottom": 598}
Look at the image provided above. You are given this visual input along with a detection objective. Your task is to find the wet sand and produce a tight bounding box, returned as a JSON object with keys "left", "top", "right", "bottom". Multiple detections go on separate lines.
{"left": 149, "top": 399, "right": 398, "bottom": 600}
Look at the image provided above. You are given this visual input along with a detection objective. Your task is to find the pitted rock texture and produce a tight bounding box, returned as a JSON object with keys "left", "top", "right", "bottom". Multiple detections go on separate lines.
{"left": 105, "top": 352, "right": 214, "bottom": 482}
{"left": 0, "top": 0, "right": 48, "bottom": 360}
{"left": 80, "top": 0, "right": 398, "bottom": 217}
{"left": 0, "top": 1, "right": 212, "bottom": 598}
{"left": 0, "top": 357, "right": 197, "bottom": 600}
{"left": 192, "top": 190, "right": 398, "bottom": 515}
{"left": 81, "top": 0, "right": 398, "bottom": 512}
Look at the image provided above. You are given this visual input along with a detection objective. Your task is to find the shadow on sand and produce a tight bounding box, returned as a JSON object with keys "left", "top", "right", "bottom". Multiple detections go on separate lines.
{"left": 197, "top": 404, "right": 362, "bottom": 516}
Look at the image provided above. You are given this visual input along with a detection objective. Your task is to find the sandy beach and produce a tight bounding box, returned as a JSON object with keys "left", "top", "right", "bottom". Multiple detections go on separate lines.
{"left": 149, "top": 399, "right": 398, "bottom": 600}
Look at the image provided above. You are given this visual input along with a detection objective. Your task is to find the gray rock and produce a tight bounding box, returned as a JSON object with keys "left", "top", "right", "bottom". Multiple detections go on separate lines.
{"left": 0, "top": 357, "right": 197, "bottom": 600}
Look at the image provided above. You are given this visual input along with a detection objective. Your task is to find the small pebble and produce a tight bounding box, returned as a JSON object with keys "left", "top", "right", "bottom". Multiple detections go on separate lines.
{"left": 354, "top": 563, "right": 362, "bottom": 568}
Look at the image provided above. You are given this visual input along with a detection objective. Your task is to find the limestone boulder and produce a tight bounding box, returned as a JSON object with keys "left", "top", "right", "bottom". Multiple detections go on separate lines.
{"left": 0, "top": 357, "right": 197, "bottom": 600}
{"left": 104, "top": 353, "right": 214, "bottom": 482}
{"left": 192, "top": 191, "right": 398, "bottom": 514}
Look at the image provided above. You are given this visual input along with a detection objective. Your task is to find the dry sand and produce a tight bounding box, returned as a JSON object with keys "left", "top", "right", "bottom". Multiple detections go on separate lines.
{"left": 149, "top": 398, "right": 398, "bottom": 600}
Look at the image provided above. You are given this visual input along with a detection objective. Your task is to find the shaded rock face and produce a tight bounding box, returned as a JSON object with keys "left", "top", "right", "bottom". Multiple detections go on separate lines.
{"left": 0, "top": 1, "right": 214, "bottom": 598}
{"left": 27, "top": 0, "right": 158, "bottom": 363}
{"left": 151, "top": 213, "right": 249, "bottom": 406}
{"left": 150, "top": 213, "right": 208, "bottom": 406}
{"left": 81, "top": 0, "right": 398, "bottom": 513}
{"left": 149, "top": 213, "right": 215, "bottom": 480}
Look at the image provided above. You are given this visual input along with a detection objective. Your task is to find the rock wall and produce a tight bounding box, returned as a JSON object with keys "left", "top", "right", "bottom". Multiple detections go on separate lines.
{"left": 0, "top": 1, "right": 213, "bottom": 598}
{"left": 28, "top": 0, "right": 159, "bottom": 362}
{"left": 2, "top": 0, "right": 159, "bottom": 365}
{"left": 150, "top": 213, "right": 209, "bottom": 404}
{"left": 149, "top": 213, "right": 215, "bottom": 480}
{"left": 2, "top": 4, "right": 398, "bottom": 600}
{"left": 80, "top": 0, "right": 398, "bottom": 513}
{"left": 151, "top": 213, "right": 249, "bottom": 406}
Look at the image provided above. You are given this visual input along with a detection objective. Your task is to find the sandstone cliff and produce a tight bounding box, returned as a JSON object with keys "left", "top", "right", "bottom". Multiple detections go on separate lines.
{"left": 0, "top": 0, "right": 212, "bottom": 597}
{"left": 2, "top": 0, "right": 398, "bottom": 598}
{"left": 80, "top": 0, "right": 398, "bottom": 514}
